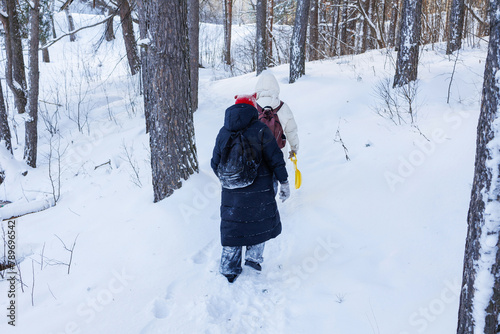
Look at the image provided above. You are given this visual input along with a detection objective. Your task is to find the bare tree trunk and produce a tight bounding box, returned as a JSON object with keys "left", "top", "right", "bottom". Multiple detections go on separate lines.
{"left": 105, "top": 8, "right": 115, "bottom": 41}
{"left": 223, "top": 0, "right": 232, "bottom": 65}
{"left": 446, "top": 0, "right": 465, "bottom": 54}
{"left": 267, "top": 0, "right": 274, "bottom": 66}
{"left": 119, "top": 0, "right": 140, "bottom": 75}
{"left": 309, "top": 0, "right": 319, "bottom": 60}
{"left": 256, "top": 0, "right": 267, "bottom": 75}
{"left": 289, "top": 0, "right": 311, "bottom": 83}
{"left": 340, "top": 0, "right": 349, "bottom": 55}
{"left": 393, "top": 0, "right": 423, "bottom": 87}
{"left": 457, "top": 1, "right": 500, "bottom": 333}
{"left": 388, "top": 0, "right": 399, "bottom": 47}
{"left": 145, "top": 0, "right": 199, "bottom": 202}
{"left": 0, "top": 81, "right": 12, "bottom": 154}
{"left": 136, "top": 0, "right": 151, "bottom": 133}
{"left": 188, "top": 0, "right": 199, "bottom": 111}
{"left": 1, "top": 1, "right": 27, "bottom": 115}
{"left": 64, "top": 8, "right": 76, "bottom": 42}
{"left": 25, "top": 0, "right": 40, "bottom": 168}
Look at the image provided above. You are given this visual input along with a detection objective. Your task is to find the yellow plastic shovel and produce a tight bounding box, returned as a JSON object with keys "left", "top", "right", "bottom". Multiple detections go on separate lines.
{"left": 290, "top": 153, "right": 302, "bottom": 189}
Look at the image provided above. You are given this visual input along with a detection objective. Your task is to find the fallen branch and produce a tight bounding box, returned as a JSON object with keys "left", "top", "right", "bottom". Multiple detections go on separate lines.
{"left": 0, "top": 198, "right": 55, "bottom": 220}
{"left": 94, "top": 159, "right": 111, "bottom": 170}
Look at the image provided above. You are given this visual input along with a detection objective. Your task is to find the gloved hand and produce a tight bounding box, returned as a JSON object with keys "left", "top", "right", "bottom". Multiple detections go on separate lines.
{"left": 288, "top": 150, "right": 297, "bottom": 159}
{"left": 279, "top": 181, "right": 290, "bottom": 202}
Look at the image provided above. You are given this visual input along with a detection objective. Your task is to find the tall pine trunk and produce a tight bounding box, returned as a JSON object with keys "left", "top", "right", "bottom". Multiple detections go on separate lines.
{"left": 289, "top": 0, "right": 311, "bottom": 83}
{"left": 309, "top": 0, "right": 319, "bottom": 60}
{"left": 256, "top": 0, "right": 267, "bottom": 75}
{"left": 25, "top": 0, "right": 40, "bottom": 168}
{"left": 136, "top": 0, "right": 150, "bottom": 133}
{"left": 1, "top": 1, "right": 27, "bottom": 115}
{"left": 457, "top": 2, "right": 500, "bottom": 333}
{"left": 223, "top": 0, "right": 232, "bottom": 65}
{"left": 393, "top": 0, "right": 423, "bottom": 87}
{"left": 446, "top": 0, "right": 465, "bottom": 55}
{"left": 145, "top": 0, "right": 199, "bottom": 202}
{"left": 119, "top": 0, "right": 140, "bottom": 75}
{"left": 188, "top": 0, "right": 199, "bottom": 111}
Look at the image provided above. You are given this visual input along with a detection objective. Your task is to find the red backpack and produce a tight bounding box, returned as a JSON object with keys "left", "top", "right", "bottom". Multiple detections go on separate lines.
{"left": 257, "top": 101, "right": 286, "bottom": 149}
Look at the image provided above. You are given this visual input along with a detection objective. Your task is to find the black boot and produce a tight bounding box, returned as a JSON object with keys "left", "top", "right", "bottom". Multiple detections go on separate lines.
{"left": 224, "top": 274, "right": 239, "bottom": 283}
{"left": 244, "top": 260, "right": 262, "bottom": 271}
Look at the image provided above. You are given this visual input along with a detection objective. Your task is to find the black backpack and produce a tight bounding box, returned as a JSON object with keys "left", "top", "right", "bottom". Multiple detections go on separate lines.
{"left": 217, "top": 125, "right": 260, "bottom": 189}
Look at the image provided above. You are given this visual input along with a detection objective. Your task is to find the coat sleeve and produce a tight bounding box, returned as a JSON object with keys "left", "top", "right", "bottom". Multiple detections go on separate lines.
{"left": 259, "top": 126, "right": 288, "bottom": 183}
{"left": 211, "top": 130, "right": 223, "bottom": 175}
{"left": 279, "top": 103, "right": 299, "bottom": 153}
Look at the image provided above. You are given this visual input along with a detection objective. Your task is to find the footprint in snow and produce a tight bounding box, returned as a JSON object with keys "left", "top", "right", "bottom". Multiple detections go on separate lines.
{"left": 153, "top": 298, "right": 169, "bottom": 319}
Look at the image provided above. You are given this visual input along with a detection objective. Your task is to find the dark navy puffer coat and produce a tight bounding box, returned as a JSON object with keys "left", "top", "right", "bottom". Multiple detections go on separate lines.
{"left": 211, "top": 103, "right": 288, "bottom": 247}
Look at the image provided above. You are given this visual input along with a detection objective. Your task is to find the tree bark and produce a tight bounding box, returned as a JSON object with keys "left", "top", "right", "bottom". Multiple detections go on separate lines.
{"left": 119, "top": 0, "right": 140, "bottom": 75}
{"left": 105, "top": 8, "right": 115, "bottom": 41}
{"left": 25, "top": 0, "right": 40, "bottom": 168}
{"left": 256, "top": 0, "right": 267, "bottom": 75}
{"left": 267, "top": 0, "right": 274, "bottom": 66}
{"left": 188, "top": 0, "right": 199, "bottom": 111}
{"left": 457, "top": 2, "right": 500, "bottom": 333}
{"left": 64, "top": 8, "right": 76, "bottom": 42}
{"left": 309, "top": 0, "right": 319, "bottom": 60}
{"left": 446, "top": 0, "right": 465, "bottom": 54}
{"left": 136, "top": 0, "right": 150, "bottom": 133}
{"left": 388, "top": 0, "right": 399, "bottom": 47}
{"left": 145, "top": 0, "right": 199, "bottom": 202}
{"left": 393, "top": 0, "right": 423, "bottom": 87}
{"left": 1, "top": 1, "right": 27, "bottom": 115}
{"left": 0, "top": 81, "right": 12, "bottom": 154}
{"left": 223, "top": 0, "right": 232, "bottom": 65}
{"left": 289, "top": 0, "right": 311, "bottom": 83}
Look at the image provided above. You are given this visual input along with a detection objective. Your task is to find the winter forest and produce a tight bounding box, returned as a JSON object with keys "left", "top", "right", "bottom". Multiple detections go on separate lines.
{"left": 0, "top": 0, "right": 499, "bottom": 333}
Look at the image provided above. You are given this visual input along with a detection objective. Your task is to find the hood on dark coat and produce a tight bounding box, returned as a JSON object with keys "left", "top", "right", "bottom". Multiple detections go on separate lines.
{"left": 224, "top": 103, "right": 258, "bottom": 132}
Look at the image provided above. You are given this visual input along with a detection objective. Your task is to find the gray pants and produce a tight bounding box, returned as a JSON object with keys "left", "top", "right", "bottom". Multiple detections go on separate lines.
{"left": 220, "top": 242, "right": 265, "bottom": 275}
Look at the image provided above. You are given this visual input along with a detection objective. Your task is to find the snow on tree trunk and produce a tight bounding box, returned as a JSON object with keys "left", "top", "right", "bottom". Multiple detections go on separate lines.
{"left": 289, "top": 0, "right": 311, "bottom": 83}
{"left": 145, "top": 0, "right": 199, "bottom": 202}
{"left": 223, "top": 0, "right": 232, "bottom": 66}
{"left": 188, "top": 0, "right": 199, "bottom": 111}
{"left": 446, "top": 0, "right": 466, "bottom": 55}
{"left": 457, "top": 3, "right": 500, "bottom": 333}
{"left": 393, "top": 0, "right": 423, "bottom": 88}
{"left": 25, "top": 0, "right": 40, "bottom": 168}
{"left": 0, "top": 81, "right": 12, "bottom": 154}
{"left": 266, "top": 0, "right": 274, "bottom": 66}
{"left": 256, "top": 0, "right": 267, "bottom": 75}
{"left": 119, "top": 0, "right": 140, "bottom": 75}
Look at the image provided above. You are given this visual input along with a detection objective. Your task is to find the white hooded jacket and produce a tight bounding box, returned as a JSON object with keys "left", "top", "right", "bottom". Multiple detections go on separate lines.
{"left": 255, "top": 73, "right": 299, "bottom": 154}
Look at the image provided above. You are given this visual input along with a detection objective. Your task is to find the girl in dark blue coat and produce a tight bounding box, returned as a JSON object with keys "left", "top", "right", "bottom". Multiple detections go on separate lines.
{"left": 211, "top": 95, "right": 290, "bottom": 283}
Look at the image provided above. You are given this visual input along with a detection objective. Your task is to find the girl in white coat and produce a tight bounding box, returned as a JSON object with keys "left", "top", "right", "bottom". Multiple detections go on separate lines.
{"left": 255, "top": 72, "right": 299, "bottom": 159}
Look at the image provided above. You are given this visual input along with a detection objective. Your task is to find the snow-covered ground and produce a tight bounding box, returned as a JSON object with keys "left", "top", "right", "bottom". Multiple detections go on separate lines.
{"left": 0, "top": 12, "right": 488, "bottom": 334}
